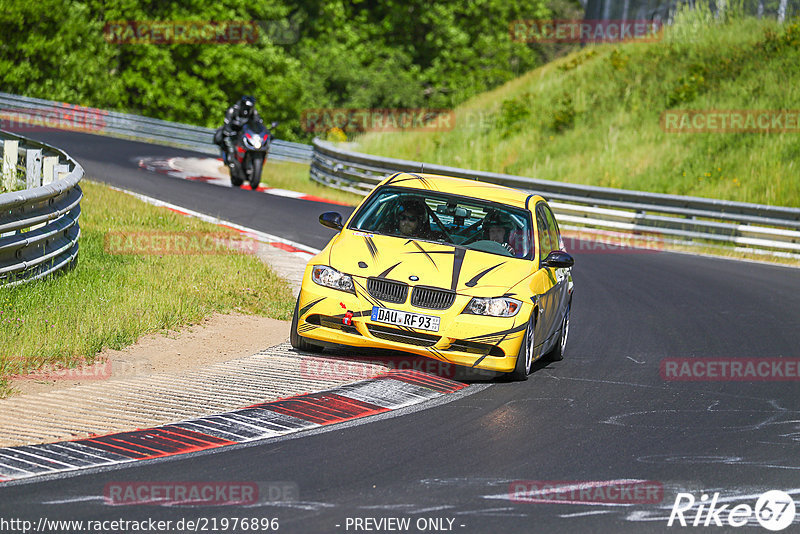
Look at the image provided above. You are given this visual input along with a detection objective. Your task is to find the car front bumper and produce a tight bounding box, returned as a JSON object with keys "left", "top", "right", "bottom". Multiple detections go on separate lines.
{"left": 296, "top": 275, "right": 530, "bottom": 374}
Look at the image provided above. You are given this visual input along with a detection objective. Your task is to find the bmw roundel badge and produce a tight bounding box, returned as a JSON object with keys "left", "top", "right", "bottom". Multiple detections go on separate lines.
{"left": 409, "top": 275, "right": 419, "bottom": 281}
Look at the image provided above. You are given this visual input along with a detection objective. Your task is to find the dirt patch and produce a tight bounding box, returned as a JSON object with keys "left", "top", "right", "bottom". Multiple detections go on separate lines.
{"left": 10, "top": 312, "right": 290, "bottom": 396}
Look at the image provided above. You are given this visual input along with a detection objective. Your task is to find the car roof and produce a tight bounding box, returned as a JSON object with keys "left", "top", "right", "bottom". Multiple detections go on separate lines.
{"left": 378, "top": 172, "right": 544, "bottom": 210}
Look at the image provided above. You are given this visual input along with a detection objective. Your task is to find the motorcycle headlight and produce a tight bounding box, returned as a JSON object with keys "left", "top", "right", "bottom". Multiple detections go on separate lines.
{"left": 464, "top": 297, "right": 522, "bottom": 317}
{"left": 312, "top": 265, "right": 355, "bottom": 294}
{"left": 250, "top": 136, "right": 262, "bottom": 149}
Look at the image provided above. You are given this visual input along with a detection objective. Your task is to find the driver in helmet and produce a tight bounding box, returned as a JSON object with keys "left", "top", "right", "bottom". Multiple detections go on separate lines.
{"left": 483, "top": 210, "right": 518, "bottom": 256}
{"left": 394, "top": 197, "right": 434, "bottom": 239}
{"left": 214, "top": 95, "right": 264, "bottom": 164}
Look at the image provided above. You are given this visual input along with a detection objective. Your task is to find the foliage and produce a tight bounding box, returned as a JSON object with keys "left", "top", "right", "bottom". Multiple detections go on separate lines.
{"left": 497, "top": 96, "right": 531, "bottom": 137}
{"left": 355, "top": 16, "right": 800, "bottom": 207}
{"left": 0, "top": 0, "right": 582, "bottom": 142}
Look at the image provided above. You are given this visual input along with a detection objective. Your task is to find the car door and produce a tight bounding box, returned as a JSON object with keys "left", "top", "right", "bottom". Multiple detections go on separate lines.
{"left": 531, "top": 204, "right": 559, "bottom": 350}
{"left": 542, "top": 203, "right": 571, "bottom": 331}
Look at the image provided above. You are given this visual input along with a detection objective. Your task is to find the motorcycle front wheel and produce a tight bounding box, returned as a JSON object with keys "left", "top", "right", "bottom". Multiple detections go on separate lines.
{"left": 248, "top": 154, "right": 264, "bottom": 190}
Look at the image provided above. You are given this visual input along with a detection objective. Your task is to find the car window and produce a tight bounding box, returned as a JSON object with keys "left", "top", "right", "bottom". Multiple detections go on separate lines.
{"left": 536, "top": 207, "right": 551, "bottom": 261}
{"left": 542, "top": 204, "right": 562, "bottom": 251}
{"left": 348, "top": 187, "right": 534, "bottom": 259}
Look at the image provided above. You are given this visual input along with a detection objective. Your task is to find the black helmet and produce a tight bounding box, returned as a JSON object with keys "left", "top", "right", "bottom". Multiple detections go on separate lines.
{"left": 398, "top": 197, "right": 426, "bottom": 219}
{"left": 395, "top": 197, "right": 430, "bottom": 236}
{"left": 239, "top": 95, "right": 256, "bottom": 117}
{"left": 484, "top": 209, "right": 514, "bottom": 239}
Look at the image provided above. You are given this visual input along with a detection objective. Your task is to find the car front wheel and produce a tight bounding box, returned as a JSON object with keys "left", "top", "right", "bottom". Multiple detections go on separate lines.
{"left": 290, "top": 297, "right": 323, "bottom": 353}
{"left": 509, "top": 311, "right": 536, "bottom": 381}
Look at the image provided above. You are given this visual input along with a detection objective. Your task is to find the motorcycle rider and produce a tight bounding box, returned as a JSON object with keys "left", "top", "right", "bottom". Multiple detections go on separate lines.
{"left": 214, "top": 95, "right": 264, "bottom": 166}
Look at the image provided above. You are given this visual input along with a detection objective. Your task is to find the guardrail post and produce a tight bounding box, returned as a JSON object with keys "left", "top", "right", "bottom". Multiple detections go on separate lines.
{"left": 43, "top": 156, "right": 58, "bottom": 185}
{"left": 26, "top": 149, "right": 42, "bottom": 189}
{"left": 55, "top": 164, "right": 70, "bottom": 180}
{"left": 2, "top": 139, "right": 18, "bottom": 191}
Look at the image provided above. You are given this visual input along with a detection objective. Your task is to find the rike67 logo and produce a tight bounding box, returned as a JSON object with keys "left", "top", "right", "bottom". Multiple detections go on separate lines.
{"left": 668, "top": 490, "right": 796, "bottom": 531}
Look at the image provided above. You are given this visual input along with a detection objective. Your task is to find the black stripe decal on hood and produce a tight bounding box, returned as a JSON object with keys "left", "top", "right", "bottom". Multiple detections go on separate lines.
{"left": 378, "top": 262, "right": 402, "bottom": 279}
{"left": 464, "top": 262, "right": 505, "bottom": 288}
{"left": 450, "top": 247, "right": 466, "bottom": 291}
{"left": 364, "top": 236, "right": 379, "bottom": 259}
{"left": 405, "top": 240, "right": 440, "bottom": 270}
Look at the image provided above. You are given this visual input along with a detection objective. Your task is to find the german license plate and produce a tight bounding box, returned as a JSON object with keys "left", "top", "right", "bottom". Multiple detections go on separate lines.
{"left": 371, "top": 306, "right": 440, "bottom": 332}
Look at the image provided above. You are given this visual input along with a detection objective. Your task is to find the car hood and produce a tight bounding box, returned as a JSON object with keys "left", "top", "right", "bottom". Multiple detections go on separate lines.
{"left": 328, "top": 231, "right": 533, "bottom": 296}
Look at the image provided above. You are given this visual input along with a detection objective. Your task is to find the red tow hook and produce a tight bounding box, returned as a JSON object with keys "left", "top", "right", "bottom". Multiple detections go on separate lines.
{"left": 340, "top": 302, "right": 354, "bottom": 326}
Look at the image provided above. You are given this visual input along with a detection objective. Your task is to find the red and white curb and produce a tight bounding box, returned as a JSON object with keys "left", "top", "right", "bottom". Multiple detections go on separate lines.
{"left": 137, "top": 156, "right": 350, "bottom": 206}
{"left": 0, "top": 370, "right": 465, "bottom": 482}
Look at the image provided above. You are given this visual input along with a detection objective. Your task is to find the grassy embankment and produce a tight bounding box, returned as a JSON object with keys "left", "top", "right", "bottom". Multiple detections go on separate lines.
{"left": 353, "top": 12, "right": 800, "bottom": 208}
{"left": 0, "top": 180, "right": 295, "bottom": 397}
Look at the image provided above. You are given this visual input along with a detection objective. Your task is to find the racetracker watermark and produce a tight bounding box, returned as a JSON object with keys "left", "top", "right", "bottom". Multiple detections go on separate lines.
{"left": 8, "top": 359, "right": 113, "bottom": 381}
{"left": 103, "top": 481, "right": 298, "bottom": 506}
{"left": 300, "top": 356, "right": 498, "bottom": 381}
{"left": 103, "top": 19, "right": 300, "bottom": 45}
{"left": 561, "top": 230, "right": 664, "bottom": 254}
{"left": 661, "top": 110, "right": 800, "bottom": 133}
{"left": 301, "top": 108, "right": 454, "bottom": 133}
{"left": 509, "top": 480, "right": 663, "bottom": 504}
{"left": 509, "top": 19, "right": 662, "bottom": 43}
{"left": 668, "top": 490, "right": 796, "bottom": 530}
{"left": 661, "top": 358, "right": 800, "bottom": 381}
{"left": 104, "top": 231, "right": 258, "bottom": 255}
{"left": 0, "top": 105, "right": 107, "bottom": 133}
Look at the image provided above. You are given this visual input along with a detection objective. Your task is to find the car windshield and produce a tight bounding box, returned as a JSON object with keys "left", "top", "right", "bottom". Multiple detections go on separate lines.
{"left": 348, "top": 187, "right": 533, "bottom": 259}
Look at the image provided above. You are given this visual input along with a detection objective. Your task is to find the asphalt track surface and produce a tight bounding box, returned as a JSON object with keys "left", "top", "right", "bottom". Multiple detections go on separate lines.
{"left": 2, "top": 129, "right": 800, "bottom": 533}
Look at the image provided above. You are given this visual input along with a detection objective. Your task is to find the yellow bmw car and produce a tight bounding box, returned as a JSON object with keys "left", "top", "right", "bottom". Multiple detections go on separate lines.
{"left": 291, "top": 172, "right": 574, "bottom": 380}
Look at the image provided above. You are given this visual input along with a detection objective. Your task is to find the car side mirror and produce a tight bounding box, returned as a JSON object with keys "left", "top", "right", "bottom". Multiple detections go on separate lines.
{"left": 542, "top": 250, "right": 574, "bottom": 269}
{"left": 319, "top": 211, "right": 343, "bottom": 230}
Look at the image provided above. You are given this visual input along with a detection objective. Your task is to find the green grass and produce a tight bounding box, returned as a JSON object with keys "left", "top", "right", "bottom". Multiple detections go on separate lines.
{"left": 352, "top": 13, "right": 800, "bottom": 207}
{"left": 0, "top": 180, "right": 296, "bottom": 397}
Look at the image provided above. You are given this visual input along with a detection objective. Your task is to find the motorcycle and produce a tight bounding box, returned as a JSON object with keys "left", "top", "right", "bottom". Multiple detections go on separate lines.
{"left": 222, "top": 121, "right": 278, "bottom": 190}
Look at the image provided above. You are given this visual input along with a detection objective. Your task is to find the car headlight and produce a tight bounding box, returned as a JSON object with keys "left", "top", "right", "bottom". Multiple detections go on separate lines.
{"left": 464, "top": 297, "right": 522, "bottom": 317}
{"left": 312, "top": 265, "right": 355, "bottom": 293}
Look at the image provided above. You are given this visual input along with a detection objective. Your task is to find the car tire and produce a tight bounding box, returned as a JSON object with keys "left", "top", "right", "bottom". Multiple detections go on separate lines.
{"left": 509, "top": 311, "right": 536, "bottom": 381}
{"left": 544, "top": 304, "right": 570, "bottom": 362}
{"left": 290, "top": 297, "right": 323, "bottom": 353}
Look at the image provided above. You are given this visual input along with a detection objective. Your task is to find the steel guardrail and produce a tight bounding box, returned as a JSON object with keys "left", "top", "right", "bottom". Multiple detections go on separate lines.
{"left": 310, "top": 139, "right": 800, "bottom": 258}
{"left": 1, "top": 130, "right": 83, "bottom": 286}
{"left": 0, "top": 91, "right": 312, "bottom": 164}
